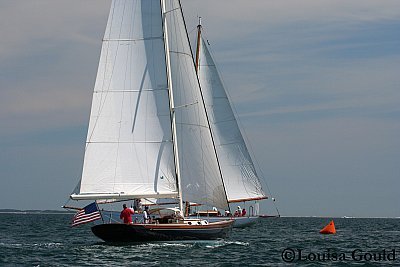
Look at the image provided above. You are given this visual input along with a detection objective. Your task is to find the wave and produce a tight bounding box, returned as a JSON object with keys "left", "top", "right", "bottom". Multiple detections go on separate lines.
{"left": 0, "top": 242, "right": 62, "bottom": 248}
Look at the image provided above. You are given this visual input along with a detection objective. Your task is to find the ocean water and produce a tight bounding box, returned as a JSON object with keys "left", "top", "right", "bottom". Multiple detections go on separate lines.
{"left": 0, "top": 214, "right": 399, "bottom": 266}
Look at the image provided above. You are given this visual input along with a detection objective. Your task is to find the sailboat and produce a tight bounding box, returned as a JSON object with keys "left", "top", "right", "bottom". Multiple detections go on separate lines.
{"left": 188, "top": 19, "right": 270, "bottom": 227}
{"left": 65, "top": 0, "right": 234, "bottom": 242}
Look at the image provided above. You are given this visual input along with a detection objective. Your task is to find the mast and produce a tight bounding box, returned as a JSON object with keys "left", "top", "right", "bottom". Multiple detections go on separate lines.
{"left": 195, "top": 17, "right": 202, "bottom": 73}
{"left": 161, "top": 0, "right": 184, "bottom": 217}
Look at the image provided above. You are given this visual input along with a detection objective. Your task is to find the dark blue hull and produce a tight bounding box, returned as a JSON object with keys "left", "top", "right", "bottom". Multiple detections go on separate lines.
{"left": 91, "top": 220, "right": 233, "bottom": 242}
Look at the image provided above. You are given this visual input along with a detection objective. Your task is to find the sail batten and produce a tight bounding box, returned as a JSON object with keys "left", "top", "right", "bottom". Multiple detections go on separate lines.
{"left": 103, "top": 36, "right": 163, "bottom": 42}
{"left": 94, "top": 89, "right": 168, "bottom": 93}
{"left": 169, "top": 51, "right": 193, "bottom": 57}
{"left": 86, "top": 141, "right": 172, "bottom": 144}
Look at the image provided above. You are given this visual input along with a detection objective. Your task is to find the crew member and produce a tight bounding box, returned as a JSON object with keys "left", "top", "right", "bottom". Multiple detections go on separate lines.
{"left": 120, "top": 204, "right": 134, "bottom": 224}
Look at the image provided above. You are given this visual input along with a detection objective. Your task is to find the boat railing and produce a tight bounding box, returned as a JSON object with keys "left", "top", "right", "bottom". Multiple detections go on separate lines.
{"left": 100, "top": 210, "right": 120, "bottom": 224}
{"left": 100, "top": 210, "right": 145, "bottom": 224}
{"left": 249, "top": 205, "right": 254, "bottom": 217}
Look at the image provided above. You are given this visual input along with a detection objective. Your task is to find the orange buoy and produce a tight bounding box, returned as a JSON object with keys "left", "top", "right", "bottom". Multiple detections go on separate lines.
{"left": 320, "top": 220, "right": 336, "bottom": 234}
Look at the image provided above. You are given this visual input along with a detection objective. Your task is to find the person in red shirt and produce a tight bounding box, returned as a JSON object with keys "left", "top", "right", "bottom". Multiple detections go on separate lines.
{"left": 120, "top": 204, "right": 134, "bottom": 224}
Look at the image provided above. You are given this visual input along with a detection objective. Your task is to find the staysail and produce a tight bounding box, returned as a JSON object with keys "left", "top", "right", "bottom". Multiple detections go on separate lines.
{"left": 197, "top": 35, "right": 267, "bottom": 203}
{"left": 163, "top": 0, "right": 228, "bottom": 210}
{"left": 72, "top": 0, "right": 177, "bottom": 200}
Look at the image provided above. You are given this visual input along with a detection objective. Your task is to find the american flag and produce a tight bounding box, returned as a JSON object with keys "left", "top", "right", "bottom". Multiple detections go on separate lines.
{"left": 71, "top": 202, "right": 102, "bottom": 227}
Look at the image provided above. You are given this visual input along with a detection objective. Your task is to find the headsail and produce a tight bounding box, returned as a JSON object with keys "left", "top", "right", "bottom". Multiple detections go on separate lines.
{"left": 163, "top": 0, "right": 229, "bottom": 210}
{"left": 71, "top": 0, "right": 229, "bottom": 211}
{"left": 72, "top": 0, "right": 177, "bottom": 200}
{"left": 197, "top": 35, "right": 267, "bottom": 203}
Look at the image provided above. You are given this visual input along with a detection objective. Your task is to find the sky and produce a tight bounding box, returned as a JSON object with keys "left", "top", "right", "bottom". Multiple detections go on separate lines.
{"left": 0, "top": 0, "right": 399, "bottom": 217}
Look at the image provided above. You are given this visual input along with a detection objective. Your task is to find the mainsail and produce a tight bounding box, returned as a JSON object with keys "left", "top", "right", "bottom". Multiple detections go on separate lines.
{"left": 71, "top": 0, "right": 229, "bottom": 211}
{"left": 197, "top": 34, "right": 267, "bottom": 203}
{"left": 73, "top": 0, "right": 177, "bottom": 200}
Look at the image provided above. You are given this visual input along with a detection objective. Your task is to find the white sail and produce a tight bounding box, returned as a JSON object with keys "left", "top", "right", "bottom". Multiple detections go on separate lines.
{"left": 74, "top": 0, "right": 178, "bottom": 200}
{"left": 197, "top": 36, "right": 267, "bottom": 203}
{"left": 164, "top": 0, "right": 229, "bottom": 210}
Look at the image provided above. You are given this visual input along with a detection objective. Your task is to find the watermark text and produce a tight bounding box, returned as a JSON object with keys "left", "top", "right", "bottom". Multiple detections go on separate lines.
{"left": 281, "top": 248, "right": 397, "bottom": 263}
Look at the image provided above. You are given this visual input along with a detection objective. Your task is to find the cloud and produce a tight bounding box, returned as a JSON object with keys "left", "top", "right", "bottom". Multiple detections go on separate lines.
{"left": 2, "top": 0, "right": 399, "bottom": 135}
{"left": 183, "top": 0, "right": 400, "bottom": 41}
{"left": 0, "top": 1, "right": 110, "bottom": 60}
{"left": 246, "top": 116, "right": 400, "bottom": 217}
{"left": 0, "top": 1, "right": 399, "bottom": 214}
{"left": 194, "top": 15, "right": 400, "bottom": 123}
{"left": 234, "top": 56, "right": 400, "bottom": 119}
{"left": 0, "top": 1, "right": 110, "bottom": 136}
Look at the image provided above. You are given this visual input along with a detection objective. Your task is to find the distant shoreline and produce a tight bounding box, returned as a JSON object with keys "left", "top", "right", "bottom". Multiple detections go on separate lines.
{"left": 274, "top": 216, "right": 400, "bottom": 219}
{"left": 0, "top": 210, "right": 397, "bottom": 218}
{"left": 0, "top": 209, "right": 74, "bottom": 214}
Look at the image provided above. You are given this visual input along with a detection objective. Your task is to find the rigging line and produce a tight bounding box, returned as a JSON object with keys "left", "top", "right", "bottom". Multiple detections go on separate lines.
{"left": 169, "top": 50, "right": 193, "bottom": 57}
{"left": 213, "top": 118, "right": 236, "bottom": 125}
{"left": 63, "top": 179, "right": 81, "bottom": 207}
{"left": 164, "top": 7, "right": 180, "bottom": 15}
{"left": 199, "top": 64, "right": 216, "bottom": 67}
{"left": 172, "top": 100, "right": 199, "bottom": 110}
{"left": 175, "top": 122, "right": 209, "bottom": 129}
{"left": 215, "top": 162, "right": 255, "bottom": 168}
{"left": 187, "top": 26, "right": 197, "bottom": 35}
{"left": 217, "top": 140, "right": 243, "bottom": 146}
{"left": 203, "top": 29, "right": 280, "bottom": 215}
{"left": 251, "top": 153, "right": 280, "bottom": 215}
